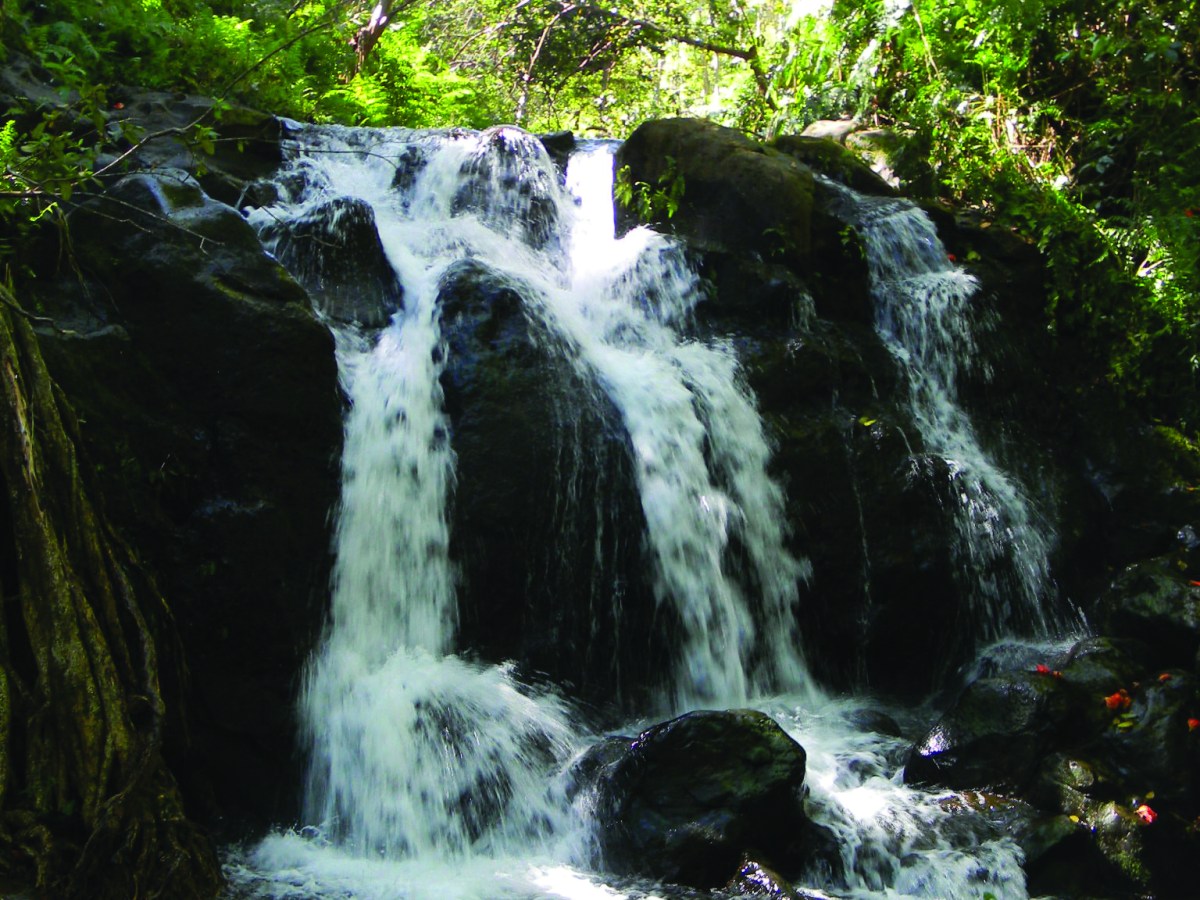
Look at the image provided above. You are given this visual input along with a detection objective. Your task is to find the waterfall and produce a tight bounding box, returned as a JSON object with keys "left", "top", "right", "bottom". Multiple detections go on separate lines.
{"left": 229, "top": 125, "right": 1033, "bottom": 900}
{"left": 555, "top": 144, "right": 812, "bottom": 708}
{"left": 825, "top": 183, "right": 1075, "bottom": 645}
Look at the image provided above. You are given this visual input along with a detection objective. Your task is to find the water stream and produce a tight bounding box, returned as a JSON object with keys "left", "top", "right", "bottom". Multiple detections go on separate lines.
{"left": 229, "top": 125, "right": 1045, "bottom": 899}
{"left": 823, "top": 182, "right": 1080, "bottom": 646}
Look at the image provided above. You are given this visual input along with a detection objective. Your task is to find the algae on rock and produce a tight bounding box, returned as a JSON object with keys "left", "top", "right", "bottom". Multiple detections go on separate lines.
{"left": 0, "top": 285, "right": 220, "bottom": 899}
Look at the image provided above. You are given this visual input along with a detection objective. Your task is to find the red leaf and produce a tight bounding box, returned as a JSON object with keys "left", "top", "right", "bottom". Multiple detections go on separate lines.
{"left": 1105, "top": 689, "right": 1131, "bottom": 711}
{"left": 1188, "top": 718, "right": 1199, "bottom": 731}
{"left": 1135, "top": 804, "right": 1157, "bottom": 824}
{"left": 1159, "top": 673, "right": 1173, "bottom": 683}
{"left": 1035, "top": 664, "right": 1050, "bottom": 675}
{"left": 1189, "top": 580, "right": 1200, "bottom": 587}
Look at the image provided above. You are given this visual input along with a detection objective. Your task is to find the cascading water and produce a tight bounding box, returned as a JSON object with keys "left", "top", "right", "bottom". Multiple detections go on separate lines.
{"left": 824, "top": 182, "right": 1077, "bottom": 645}
{"left": 555, "top": 145, "right": 812, "bottom": 708}
{"left": 228, "top": 125, "right": 1038, "bottom": 899}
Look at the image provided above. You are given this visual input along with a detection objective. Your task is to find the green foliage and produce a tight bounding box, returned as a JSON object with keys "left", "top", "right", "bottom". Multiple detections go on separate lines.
{"left": 761, "top": 0, "right": 1200, "bottom": 430}
{"left": 314, "top": 24, "right": 490, "bottom": 128}
{"left": 2, "top": 0, "right": 1198, "bottom": 429}
{"left": 615, "top": 155, "right": 684, "bottom": 221}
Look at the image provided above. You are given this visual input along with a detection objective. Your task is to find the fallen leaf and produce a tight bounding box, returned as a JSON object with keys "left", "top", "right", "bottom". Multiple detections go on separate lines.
{"left": 1105, "top": 689, "right": 1131, "bottom": 711}
{"left": 1135, "top": 804, "right": 1157, "bottom": 824}
{"left": 1159, "top": 673, "right": 1173, "bottom": 683}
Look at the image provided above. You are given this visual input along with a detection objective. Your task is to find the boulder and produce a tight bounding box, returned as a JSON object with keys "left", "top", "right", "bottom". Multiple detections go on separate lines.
{"left": 727, "top": 855, "right": 815, "bottom": 899}
{"left": 262, "top": 195, "right": 404, "bottom": 327}
{"left": 773, "top": 134, "right": 898, "bottom": 198}
{"left": 538, "top": 129, "right": 576, "bottom": 177}
{"left": 616, "top": 118, "right": 814, "bottom": 267}
{"left": 101, "top": 89, "right": 286, "bottom": 208}
{"left": 582, "top": 709, "right": 809, "bottom": 887}
{"left": 436, "top": 259, "right": 664, "bottom": 705}
{"left": 34, "top": 171, "right": 342, "bottom": 827}
{"left": 905, "top": 669, "right": 1073, "bottom": 791}
{"left": 904, "top": 636, "right": 1163, "bottom": 793}
{"left": 452, "top": 125, "right": 564, "bottom": 254}
{"left": 1099, "top": 557, "right": 1200, "bottom": 668}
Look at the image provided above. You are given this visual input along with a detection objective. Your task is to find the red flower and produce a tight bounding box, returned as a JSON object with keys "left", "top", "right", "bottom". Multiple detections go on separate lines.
{"left": 1105, "top": 689, "right": 1131, "bottom": 711}
{"left": 1188, "top": 718, "right": 1199, "bottom": 731}
{"left": 1135, "top": 804, "right": 1157, "bottom": 824}
{"left": 946, "top": 253, "right": 958, "bottom": 263}
{"left": 1186, "top": 208, "right": 1195, "bottom": 218}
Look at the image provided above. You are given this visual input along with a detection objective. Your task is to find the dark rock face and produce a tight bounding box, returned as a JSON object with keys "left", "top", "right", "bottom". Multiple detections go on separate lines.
{"left": 615, "top": 116, "right": 1071, "bottom": 696}
{"left": 35, "top": 171, "right": 342, "bottom": 827}
{"left": 905, "top": 670, "right": 1072, "bottom": 790}
{"left": 905, "top": 635, "right": 1200, "bottom": 896}
{"left": 262, "top": 195, "right": 404, "bottom": 327}
{"left": 103, "top": 91, "right": 285, "bottom": 208}
{"left": 538, "top": 130, "right": 576, "bottom": 177}
{"left": 1099, "top": 557, "right": 1200, "bottom": 667}
{"left": 582, "top": 709, "right": 809, "bottom": 888}
{"left": 617, "top": 119, "right": 873, "bottom": 327}
{"left": 437, "top": 259, "right": 665, "bottom": 704}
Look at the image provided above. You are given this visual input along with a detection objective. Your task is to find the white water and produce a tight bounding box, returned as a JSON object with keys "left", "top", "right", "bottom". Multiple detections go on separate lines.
{"left": 231, "top": 126, "right": 1032, "bottom": 899}
{"left": 827, "top": 184, "right": 1076, "bottom": 644}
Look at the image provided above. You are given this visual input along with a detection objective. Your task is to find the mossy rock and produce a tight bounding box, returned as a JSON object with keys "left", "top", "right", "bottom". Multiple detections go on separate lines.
{"left": 773, "top": 134, "right": 898, "bottom": 198}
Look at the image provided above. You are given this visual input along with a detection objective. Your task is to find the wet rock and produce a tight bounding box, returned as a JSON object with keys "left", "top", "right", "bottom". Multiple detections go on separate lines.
{"left": 453, "top": 125, "right": 564, "bottom": 253}
{"left": 696, "top": 254, "right": 821, "bottom": 328}
{"left": 105, "top": 90, "right": 285, "bottom": 207}
{"left": 905, "top": 669, "right": 1075, "bottom": 790}
{"left": 845, "top": 708, "right": 904, "bottom": 738}
{"left": 727, "top": 855, "right": 810, "bottom": 899}
{"left": 1094, "top": 668, "right": 1198, "bottom": 807}
{"left": 36, "top": 171, "right": 341, "bottom": 827}
{"left": 391, "top": 143, "right": 429, "bottom": 194}
{"left": 436, "top": 259, "right": 663, "bottom": 705}
{"left": 1098, "top": 557, "right": 1200, "bottom": 668}
{"left": 262, "top": 195, "right": 404, "bottom": 327}
{"left": 538, "top": 130, "right": 576, "bottom": 177}
{"left": 584, "top": 709, "right": 809, "bottom": 888}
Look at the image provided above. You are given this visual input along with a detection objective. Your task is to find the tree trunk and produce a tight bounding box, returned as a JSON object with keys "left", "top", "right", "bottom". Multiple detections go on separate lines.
{"left": 0, "top": 287, "right": 221, "bottom": 898}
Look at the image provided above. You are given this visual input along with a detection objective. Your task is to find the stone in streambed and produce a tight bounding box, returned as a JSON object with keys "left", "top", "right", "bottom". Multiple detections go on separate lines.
{"left": 581, "top": 709, "right": 810, "bottom": 888}
{"left": 262, "top": 195, "right": 404, "bottom": 328}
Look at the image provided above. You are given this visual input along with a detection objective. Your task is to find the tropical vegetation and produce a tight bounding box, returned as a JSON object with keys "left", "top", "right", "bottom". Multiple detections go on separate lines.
{"left": 2, "top": 0, "right": 1199, "bottom": 426}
